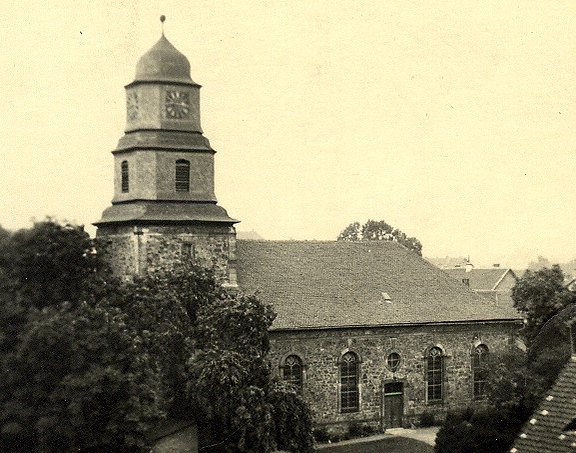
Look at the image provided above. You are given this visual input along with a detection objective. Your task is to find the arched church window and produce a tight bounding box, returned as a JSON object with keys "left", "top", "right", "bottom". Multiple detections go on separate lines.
{"left": 426, "top": 347, "right": 444, "bottom": 403}
{"left": 175, "top": 159, "right": 190, "bottom": 192}
{"left": 340, "top": 351, "right": 360, "bottom": 413}
{"left": 121, "top": 160, "right": 129, "bottom": 193}
{"left": 472, "top": 344, "right": 489, "bottom": 398}
{"left": 282, "top": 355, "right": 303, "bottom": 390}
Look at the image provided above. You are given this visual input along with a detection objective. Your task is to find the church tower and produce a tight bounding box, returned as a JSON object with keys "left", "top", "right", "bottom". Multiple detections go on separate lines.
{"left": 95, "top": 19, "right": 238, "bottom": 285}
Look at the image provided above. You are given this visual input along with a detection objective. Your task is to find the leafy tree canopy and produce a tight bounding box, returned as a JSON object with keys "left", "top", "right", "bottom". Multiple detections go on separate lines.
{"left": 511, "top": 264, "right": 576, "bottom": 346}
{"left": 337, "top": 219, "right": 422, "bottom": 255}
{"left": 183, "top": 286, "right": 313, "bottom": 452}
{"left": 1, "top": 219, "right": 109, "bottom": 309}
{"left": 0, "top": 220, "right": 314, "bottom": 452}
{"left": 1, "top": 302, "right": 165, "bottom": 452}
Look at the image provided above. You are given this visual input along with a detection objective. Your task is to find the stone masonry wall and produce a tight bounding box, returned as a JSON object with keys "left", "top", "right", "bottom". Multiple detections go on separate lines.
{"left": 96, "top": 223, "right": 236, "bottom": 284}
{"left": 269, "top": 322, "right": 519, "bottom": 432}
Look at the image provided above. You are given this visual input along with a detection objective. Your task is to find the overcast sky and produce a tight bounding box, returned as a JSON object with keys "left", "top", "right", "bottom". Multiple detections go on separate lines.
{"left": 1, "top": 1, "right": 576, "bottom": 268}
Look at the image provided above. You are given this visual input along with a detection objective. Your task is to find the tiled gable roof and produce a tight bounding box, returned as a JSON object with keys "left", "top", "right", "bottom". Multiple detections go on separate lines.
{"left": 443, "top": 268, "right": 515, "bottom": 291}
{"left": 511, "top": 356, "right": 576, "bottom": 453}
{"left": 236, "top": 240, "right": 522, "bottom": 330}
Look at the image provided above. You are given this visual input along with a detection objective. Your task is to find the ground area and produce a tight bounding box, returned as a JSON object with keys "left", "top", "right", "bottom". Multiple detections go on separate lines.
{"left": 317, "top": 427, "right": 438, "bottom": 453}
{"left": 319, "top": 436, "right": 434, "bottom": 453}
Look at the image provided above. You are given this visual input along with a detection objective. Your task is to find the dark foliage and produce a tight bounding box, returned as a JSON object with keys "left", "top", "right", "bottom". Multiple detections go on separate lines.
{"left": 419, "top": 411, "right": 436, "bottom": 427}
{"left": 267, "top": 381, "right": 315, "bottom": 452}
{"left": 435, "top": 406, "right": 528, "bottom": 453}
{"left": 5, "top": 220, "right": 109, "bottom": 309}
{"left": 347, "top": 421, "right": 378, "bottom": 438}
{"left": 189, "top": 291, "right": 279, "bottom": 452}
{"left": 512, "top": 265, "right": 576, "bottom": 346}
{"left": 0, "top": 220, "right": 315, "bottom": 452}
{"left": 110, "top": 263, "right": 218, "bottom": 419}
{"left": 0, "top": 303, "right": 164, "bottom": 452}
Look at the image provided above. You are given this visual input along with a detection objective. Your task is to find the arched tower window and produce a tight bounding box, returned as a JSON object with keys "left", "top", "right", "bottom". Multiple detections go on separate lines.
{"left": 426, "top": 347, "right": 444, "bottom": 403}
{"left": 121, "top": 160, "right": 129, "bottom": 193}
{"left": 340, "top": 351, "right": 359, "bottom": 413}
{"left": 175, "top": 159, "right": 190, "bottom": 192}
{"left": 282, "top": 355, "right": 303, "bottom": 390}
{"left": 472, "top": 344, "right": 489, "bottom": 398}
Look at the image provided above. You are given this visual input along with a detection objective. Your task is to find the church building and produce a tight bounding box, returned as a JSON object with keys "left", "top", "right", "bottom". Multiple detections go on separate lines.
{"left": 95, "top": 26, "right": 522, "bottom": 433}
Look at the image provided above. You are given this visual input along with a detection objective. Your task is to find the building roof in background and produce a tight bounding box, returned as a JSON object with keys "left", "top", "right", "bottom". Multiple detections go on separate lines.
{"left": 443, "top": 267, "right": 516, "bottom": 291}
{"left": 236, "top": 230, "right": 265, "bottom": 240}
{"left": 511, "top": 356, "right": 576, "bottom": 453}
{"left": 236, "top": 240, "right": 522, "bottom": 330}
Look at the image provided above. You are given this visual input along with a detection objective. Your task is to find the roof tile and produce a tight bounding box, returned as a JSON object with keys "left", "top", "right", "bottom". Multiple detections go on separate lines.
{"left": 513, "top": 356, "right": 576, "bottom": 452}
{"left": 236, "top": 240, "right": 522, "bottom": 330}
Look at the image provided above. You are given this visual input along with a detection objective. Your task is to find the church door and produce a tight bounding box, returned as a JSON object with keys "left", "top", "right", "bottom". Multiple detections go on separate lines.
{"left": 383, "top": 382, "right": 404, "bottom": 428}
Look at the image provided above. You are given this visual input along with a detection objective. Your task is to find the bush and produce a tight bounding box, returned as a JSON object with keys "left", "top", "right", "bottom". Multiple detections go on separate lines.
{"left": 312, "top": 427, "right": 330, "bottom": 443}
{"left": 435, "top": 406, "right": 524, "bottom": 453}
{"left": 348, "top": 421, "right": 378, "bottom": 438}
{"left": 312, "top": 427, "right": 347, "bottom": 444}
{"left": 268, "top": 381, "right": 315, "bottom": 453}
{"left": 419, "top": 411, "right": 436, "bottom": 427}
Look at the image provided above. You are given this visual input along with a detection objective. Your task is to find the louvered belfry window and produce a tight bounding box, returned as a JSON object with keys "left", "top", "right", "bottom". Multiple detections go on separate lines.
{"left": 175, "top": 159, "right": 190, "bottom": 192}
{"left": 282, "top": 355, "right": 303, "bottom": 390}
{"left": 121, "top": 160, "right": 129, "bottom": 193}
{"left": 427, "top": 347, "right": 443, "bottom": 402}
{"left": 340, "top": 352, "right": 359, "bottom": 413}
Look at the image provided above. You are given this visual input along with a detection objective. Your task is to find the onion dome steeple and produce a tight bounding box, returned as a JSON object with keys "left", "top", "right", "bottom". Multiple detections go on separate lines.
{"left": 134, "top": 34, "right": 197, "bottom": 85}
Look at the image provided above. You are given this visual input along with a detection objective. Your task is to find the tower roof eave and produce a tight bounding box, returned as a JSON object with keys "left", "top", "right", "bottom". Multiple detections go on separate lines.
{"left": 94, "top": 201, "right": 239, "bottom": 226}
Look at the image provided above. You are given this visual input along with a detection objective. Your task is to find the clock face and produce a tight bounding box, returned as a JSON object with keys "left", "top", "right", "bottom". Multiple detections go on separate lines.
{"left": 165, "top": 90, "right": 190, "bottom": 119}
{"left": 127, "top": 92, "right": 139, "bottom": 120}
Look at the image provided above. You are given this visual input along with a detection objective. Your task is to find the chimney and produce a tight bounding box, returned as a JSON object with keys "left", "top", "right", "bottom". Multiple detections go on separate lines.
{"left": 493, "top": 263, "right": 500, "bottom": 268}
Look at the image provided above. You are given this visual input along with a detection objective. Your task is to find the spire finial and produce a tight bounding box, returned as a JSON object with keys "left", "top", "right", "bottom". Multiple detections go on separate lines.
{"left": 160, "top": 15, "right": 166, "bottom": 35}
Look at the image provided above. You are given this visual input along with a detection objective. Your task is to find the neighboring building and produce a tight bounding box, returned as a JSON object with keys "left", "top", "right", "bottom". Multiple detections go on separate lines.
{"left": 95, "top": 25, "right": 523, "bottom": 434}
{"left": 443, "top": 264, "right": 518, "bottom": 309}
{"left": 427, "top": 256, "right": 468, "bottom": 269}
{"left": 236, "top": 230, "right": 265, "bottom": 240}
{"left": 511, "top": 320, "right": 576, "bottom": 453}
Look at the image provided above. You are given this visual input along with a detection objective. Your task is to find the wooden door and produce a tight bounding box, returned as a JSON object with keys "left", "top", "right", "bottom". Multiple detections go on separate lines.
{"left": 384, "top": 382, "right": 404, "bottom": 428}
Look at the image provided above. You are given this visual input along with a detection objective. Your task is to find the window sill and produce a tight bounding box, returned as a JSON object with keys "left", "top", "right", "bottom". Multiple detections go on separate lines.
{"left": 340, "top": 409, "right": 360, "bottom": 414}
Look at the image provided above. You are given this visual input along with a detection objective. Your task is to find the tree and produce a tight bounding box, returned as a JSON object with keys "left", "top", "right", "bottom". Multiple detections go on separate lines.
{"left": 337, "top": 219, "right": 423, "bottom": 255}
{"left": 3, "top": 219, "right": 109, "bottom": 309}
{"left": 511, "top": 265, "right": 576, "bottom": 346}
{"left": 0, "top": 302, "right": 165, "bottom": 452}
{"left": 188, "top": 290, "right": 314, "bottom": 452}
{"left": 0, "top": 220, "right": 165, "bottom": 452}
{"left": 0, "top": 221, "right": 315, "bottom": 452}
{"left": 436, "top": 266, "right": 576, "bottom": 453}
{"left": 267, "top": 381, "right": 315, "bottom": 453}
{"left": 110, "top": 263, "right": 219, "bottom": 419}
